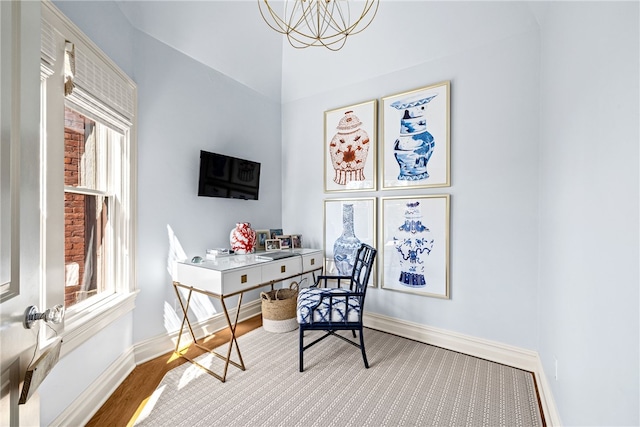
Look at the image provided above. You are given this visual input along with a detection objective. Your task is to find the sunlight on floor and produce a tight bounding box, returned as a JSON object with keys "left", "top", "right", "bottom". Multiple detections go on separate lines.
{"left": 201, "top": 333, "right": 218, "bottom": 344}
{"left": 130, "top": 384, "right": 166, "bottom": 426}
{"left": 178, "top": 354, "right": 214, "bottom": 390}
{"left": 166, "top": 350, "right": 184, "bottom": 364}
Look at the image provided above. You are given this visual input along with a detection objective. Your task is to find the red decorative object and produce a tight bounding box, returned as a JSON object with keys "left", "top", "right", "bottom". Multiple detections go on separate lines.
{"left": 230, "top": 222, "right": 256, "bottom": 254}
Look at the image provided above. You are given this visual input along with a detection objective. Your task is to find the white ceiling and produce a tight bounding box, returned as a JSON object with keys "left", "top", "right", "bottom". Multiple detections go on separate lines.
{"left": 115, "top": 1, "right": 541, "bottom": 104}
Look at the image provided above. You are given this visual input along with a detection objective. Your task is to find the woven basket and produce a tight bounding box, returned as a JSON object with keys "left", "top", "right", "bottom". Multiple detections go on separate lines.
{"left": 261, "top": 282, "right": 299, "bottom": 333}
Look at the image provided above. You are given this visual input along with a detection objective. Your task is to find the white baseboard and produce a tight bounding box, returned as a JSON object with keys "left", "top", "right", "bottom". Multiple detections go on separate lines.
{"left": 534, "top": 357, "right": 563, "bottom": 426}
{"left": 364, "top": 312, "right": 538, "bottom": 370}
{"left": 50, "top": 347, "right": 136, "bottom": 427}
{"left": 363, "top": 312, "right": 561, "bottom": 426}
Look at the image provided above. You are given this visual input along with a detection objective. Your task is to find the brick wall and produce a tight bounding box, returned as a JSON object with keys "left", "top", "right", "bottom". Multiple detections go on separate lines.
{"left": 64, "top": 108, "right": 86, "bottom": 306}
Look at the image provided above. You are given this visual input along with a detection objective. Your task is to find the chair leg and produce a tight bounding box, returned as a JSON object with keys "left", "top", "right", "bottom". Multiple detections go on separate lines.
{"left": 359, "top": 327, "right": 369, "bottom": 369}
{"left": 351, "top": 330, "right": 356, "bottom": 338}
{"left": 299, "top": 326, "right": 304, "bottom": 372}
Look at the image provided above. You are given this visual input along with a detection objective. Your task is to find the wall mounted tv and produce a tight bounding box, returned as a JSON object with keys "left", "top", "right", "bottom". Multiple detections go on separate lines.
{"left": 198, "top": 150, "right": 261, "bottom": 200}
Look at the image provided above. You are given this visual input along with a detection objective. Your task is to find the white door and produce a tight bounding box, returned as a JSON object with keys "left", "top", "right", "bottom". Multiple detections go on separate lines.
{"left": 1, "top": 1, "right": 44, "bottom": 425}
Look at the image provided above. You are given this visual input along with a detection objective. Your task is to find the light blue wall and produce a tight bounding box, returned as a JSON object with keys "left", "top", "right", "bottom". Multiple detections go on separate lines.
{"left": 53, "top": 1, "right": 133, "bottom": 78}
{"left": 39, "top": 313, "right": 134, "bottom": 425}
{"left": 282, "top": 30, "right": 541, "bottom": 350}
{"left": 132, "top": 29, "right": 283, "bottom": 342}
{"left": 537, "top": 2, "right": 639, "bottom": 426}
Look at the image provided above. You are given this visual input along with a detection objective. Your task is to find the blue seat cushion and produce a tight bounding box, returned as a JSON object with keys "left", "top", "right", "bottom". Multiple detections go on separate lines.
{"left": 297, "top": 287, "right": 361, "bottom": 325}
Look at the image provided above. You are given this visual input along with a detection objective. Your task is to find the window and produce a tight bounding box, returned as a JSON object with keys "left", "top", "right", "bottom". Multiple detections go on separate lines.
{"left": 41, "top": 2, "right": 137, "bottom": 351}
{"left": 64, "top": 107, "right": 124, "bottom": 309}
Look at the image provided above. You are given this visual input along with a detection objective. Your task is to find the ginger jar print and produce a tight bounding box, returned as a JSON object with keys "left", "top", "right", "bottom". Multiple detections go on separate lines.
{"left": 329, "top": 111, "right": 371, "bottom": 186}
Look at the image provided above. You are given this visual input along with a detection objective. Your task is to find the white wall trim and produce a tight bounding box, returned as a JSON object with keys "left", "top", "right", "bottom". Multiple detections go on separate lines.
{"left": 363, "top": 312, "right": 561, "bottom": 426}
{"left": 61, "top": 291, "right": 138, "bottom": 358}
{"left": 364, "top": 312, "right": 538, "bottom": 370}
{"left": 50, "top": 347, "right": 136, "bottom": 427}
{"left": 534, "top": 357, "right": 563, "bottom": 426}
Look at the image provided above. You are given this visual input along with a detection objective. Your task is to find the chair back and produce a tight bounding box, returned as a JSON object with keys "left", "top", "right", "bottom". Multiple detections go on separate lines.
{"left": 351, "top": 244, "right": 377, "bottom": 299}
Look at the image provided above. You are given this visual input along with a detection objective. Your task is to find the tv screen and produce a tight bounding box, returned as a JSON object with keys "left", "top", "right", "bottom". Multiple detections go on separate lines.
{"left": 198, "top": 150, "right": 261, "bottom": 200}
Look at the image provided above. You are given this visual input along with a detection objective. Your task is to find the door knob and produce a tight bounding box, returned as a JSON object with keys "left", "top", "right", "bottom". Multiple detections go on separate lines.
{"left": 23, "top": 305, "right": 65, "bottom": 329}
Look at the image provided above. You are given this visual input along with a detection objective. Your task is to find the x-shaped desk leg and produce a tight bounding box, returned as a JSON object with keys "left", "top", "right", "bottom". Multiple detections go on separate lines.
{"left": 173, "top": 283, "right": 246, "bottom": 382}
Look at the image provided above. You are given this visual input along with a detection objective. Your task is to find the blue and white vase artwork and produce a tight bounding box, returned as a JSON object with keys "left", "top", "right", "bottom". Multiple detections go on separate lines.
{"left": 393, "top": 202, "right": 434, "bottom": 287}
{"left": 333, "top": 204, "right": 361, "bottom": 276}
{"left": 390, "top": 94, "right": 438, "bottom": 181}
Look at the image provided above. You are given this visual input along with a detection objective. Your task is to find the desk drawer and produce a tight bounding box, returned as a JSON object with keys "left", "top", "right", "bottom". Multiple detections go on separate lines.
{"left": 221, "top": 268, "right": 262, "bottom": 295}
{"left": 302, "top": 252, "right": 323, "bottom": 273}
{"left": 262, "top": 257, "right": 303, "bottom": 282}
{"left": 176, "top": 263, "right": 223, "bottom": 294}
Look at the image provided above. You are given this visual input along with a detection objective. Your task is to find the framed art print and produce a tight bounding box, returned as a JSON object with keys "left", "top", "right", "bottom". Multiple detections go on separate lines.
{"left": 381, "top": 194, "right": 450, "bottom": 298}
{"left": 324, "top": 100, "right": 377, "bottom": 193}
{"left": 323, "top": 197, "right": 376, "bottom": 286}
{"left": 382, "top": 81, "right": 450, "bottom": 189}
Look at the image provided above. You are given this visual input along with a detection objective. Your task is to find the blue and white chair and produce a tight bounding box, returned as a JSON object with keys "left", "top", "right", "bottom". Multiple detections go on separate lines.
{"left": 296, "top": 244, "right": 377, "bottom": 372}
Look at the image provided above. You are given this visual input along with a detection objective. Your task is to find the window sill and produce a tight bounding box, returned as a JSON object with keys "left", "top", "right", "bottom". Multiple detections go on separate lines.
{"left": 60, "top": 290, "right": 139, "bottom": 358}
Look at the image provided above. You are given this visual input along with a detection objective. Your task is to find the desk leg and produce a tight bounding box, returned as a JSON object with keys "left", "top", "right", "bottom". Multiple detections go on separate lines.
{"left": 218, "top": 293, "right": 246, "bottom": 381}
{"left": 173, "top": 285, "right": 197, "bottom": 353}
{"left": 172, "top": 282, "right": 246, "bottom": 383}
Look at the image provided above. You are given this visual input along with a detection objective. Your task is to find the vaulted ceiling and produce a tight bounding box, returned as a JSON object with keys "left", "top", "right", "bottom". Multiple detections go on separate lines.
{"left": 114, "top": 1, "right": 545, "bottom": 103}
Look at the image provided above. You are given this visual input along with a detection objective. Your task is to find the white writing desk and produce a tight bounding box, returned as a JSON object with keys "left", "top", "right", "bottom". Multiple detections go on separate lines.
{"left": 174, "top": 248, "right": 323, "bottom": 382}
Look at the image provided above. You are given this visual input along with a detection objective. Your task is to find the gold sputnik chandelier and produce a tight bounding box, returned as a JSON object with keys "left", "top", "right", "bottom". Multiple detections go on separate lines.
{"left": 258, "top": 0, "right": 380, "bottom": 51}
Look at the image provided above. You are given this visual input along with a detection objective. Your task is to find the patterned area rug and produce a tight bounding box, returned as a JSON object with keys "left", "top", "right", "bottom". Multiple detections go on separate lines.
{"left": 136, "top": 327, "right": 543, "bottom": 426}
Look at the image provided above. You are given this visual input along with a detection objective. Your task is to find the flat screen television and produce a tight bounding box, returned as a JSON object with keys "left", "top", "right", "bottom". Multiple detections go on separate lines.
{"left": 198, "top": 150, "right": 261, "bottom": 200}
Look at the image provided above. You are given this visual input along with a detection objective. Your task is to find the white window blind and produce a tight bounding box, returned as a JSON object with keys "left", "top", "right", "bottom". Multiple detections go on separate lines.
{"left": 74, "top": 48, "right": 135, "bottom": 121}
{"left": 41, "top": 18, "right": 56, "bottom": 67}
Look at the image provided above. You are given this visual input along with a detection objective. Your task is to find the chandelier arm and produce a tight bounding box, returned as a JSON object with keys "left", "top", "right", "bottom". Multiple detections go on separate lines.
{"left": 323, "top": 0, "right": 349, "bottom": 34}
{"left": 286, "top": 32, "right": 348, "bottom": 51}
{"left": 258, "top": 1, "right": 294, "bottom": 34}
{"left": 297, "top": 0, "right": 320, "bottom": 38}
{"left": 259, "top": 0, "right": 311, "bottom": 36}
{"left": 310, "top": 0, "right": 354, "bottom": 40}
{"left": 288, "top": 1, "right": 317, "bottom": 36}
{"left": 343, "top": 0, "right": 379, "bottom": 35}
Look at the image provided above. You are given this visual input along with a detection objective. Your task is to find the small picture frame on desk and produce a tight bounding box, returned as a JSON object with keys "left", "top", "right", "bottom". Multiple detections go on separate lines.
{"left": 276, "top": 235, "right": 292, "bottom": 249}
{"left": 269, "top": 228, "right": 283, "bottom": 239}
{"left": 265, "top": 239, "right": 281, "bottom": 251}
{"left": 291, "top": 234, "right": 302, "bottom": 249}
{"left": 255, "top": 229, "right": 270, "bottom": 251}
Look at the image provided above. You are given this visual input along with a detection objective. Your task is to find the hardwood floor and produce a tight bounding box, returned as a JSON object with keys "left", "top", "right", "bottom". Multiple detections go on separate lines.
{"left": 86, "top": 315, "right": 262, "bottom": 427}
